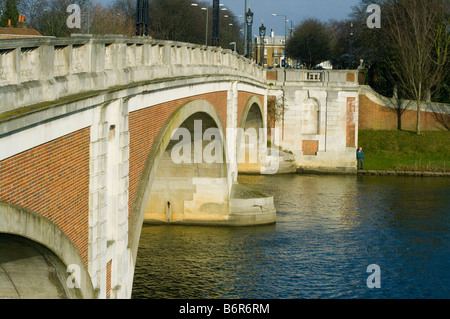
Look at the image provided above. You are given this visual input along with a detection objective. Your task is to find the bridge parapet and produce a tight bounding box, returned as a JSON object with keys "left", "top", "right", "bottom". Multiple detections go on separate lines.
{"left": 0, "top": 35, "right": 264, "bottom": 117}
{"left": 266, "top": 68, "right": 359, "bottom": 88}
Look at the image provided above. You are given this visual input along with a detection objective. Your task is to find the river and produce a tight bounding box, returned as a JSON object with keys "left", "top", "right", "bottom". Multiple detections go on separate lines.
{"left": 131, "top": 174, "right": 450, "bottom": 299}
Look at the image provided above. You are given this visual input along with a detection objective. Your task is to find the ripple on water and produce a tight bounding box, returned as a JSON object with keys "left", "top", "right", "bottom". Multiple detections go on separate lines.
{"left": 132, "top": 175, "right": 450, "bottom": 299}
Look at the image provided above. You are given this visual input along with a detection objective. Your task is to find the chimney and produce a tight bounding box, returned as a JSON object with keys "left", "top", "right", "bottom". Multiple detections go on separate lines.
{"left": 18, "top": 14, "right": 28, "bottom": 28}
{"left": 271, "top": 29, "right": 274, "bottom": 38}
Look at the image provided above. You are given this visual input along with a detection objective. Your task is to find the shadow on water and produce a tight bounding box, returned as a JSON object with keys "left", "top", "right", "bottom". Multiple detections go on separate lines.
{"left": 132, "top": 174, "right": 450, "bottom": 299}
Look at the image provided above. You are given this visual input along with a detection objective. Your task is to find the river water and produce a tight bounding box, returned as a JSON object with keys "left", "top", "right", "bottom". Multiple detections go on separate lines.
{"left": 131, "top": 174, "right": 450, "bottom": 299}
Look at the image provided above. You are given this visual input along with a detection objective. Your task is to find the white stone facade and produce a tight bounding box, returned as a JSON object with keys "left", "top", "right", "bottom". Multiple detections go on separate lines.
{"left": 267, "top": 69, "right": 360, "bottom": 173}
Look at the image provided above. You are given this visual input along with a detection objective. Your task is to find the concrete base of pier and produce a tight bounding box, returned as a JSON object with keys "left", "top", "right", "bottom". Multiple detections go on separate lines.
{"left": 143, "top": 183, "right": 276, "bottom": 227}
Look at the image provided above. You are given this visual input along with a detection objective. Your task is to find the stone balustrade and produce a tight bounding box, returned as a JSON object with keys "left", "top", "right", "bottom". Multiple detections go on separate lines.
{"left": 0, "top": 35, "right": 265, "bottom": 116}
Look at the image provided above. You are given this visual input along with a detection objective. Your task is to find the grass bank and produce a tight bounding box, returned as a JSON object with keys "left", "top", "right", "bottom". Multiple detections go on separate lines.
{"left": 358, "top": 130, "right": 450, "bottom": 172}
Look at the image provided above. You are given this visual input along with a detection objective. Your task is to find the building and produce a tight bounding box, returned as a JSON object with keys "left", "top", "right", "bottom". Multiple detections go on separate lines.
{"left": 0, "top": 14, "right": 42, "bottom": 39}
{"left": 252, "top": 29, "right": 288, "bottom": 68}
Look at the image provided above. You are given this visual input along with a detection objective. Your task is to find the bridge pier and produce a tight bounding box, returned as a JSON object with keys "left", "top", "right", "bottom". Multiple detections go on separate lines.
{"left": 88, "top": 97, "right": 132, "bottom": 298}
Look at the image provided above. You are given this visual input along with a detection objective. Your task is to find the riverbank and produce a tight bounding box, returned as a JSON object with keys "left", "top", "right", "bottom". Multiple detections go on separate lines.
{"left": 358, "top": 130, "right": 450, "bottom": 172}
{"left": 294, "top": 167, "right": 450, "bottom": 177}
{"left": 357, "top": 169, "right": 450, "bottom": 177}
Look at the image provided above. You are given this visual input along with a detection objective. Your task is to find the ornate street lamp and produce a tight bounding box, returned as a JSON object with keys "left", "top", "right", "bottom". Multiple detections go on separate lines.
{"left": 259, "top": 21, "right": 266, "bottom": 66}
{"left": 136, "top": 0, "right": 149, "bottom": 36}
{"left": 245, "top": 6, "right": 253, "bottom": 59}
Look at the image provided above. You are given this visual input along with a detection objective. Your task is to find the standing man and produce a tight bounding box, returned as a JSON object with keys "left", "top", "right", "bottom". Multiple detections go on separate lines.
{"left": 357, "top": 147, "right": 365, "bottom": 170}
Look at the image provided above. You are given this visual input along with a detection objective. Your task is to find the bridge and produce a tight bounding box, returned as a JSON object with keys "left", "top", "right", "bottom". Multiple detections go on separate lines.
{"left": 0, "top": 35, "right": 359, "bottom": 298}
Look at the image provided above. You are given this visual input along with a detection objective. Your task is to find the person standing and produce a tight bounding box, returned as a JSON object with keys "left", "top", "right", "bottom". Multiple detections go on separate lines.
{"left": 356, "top": 147, "right": 365, "bottom": 170}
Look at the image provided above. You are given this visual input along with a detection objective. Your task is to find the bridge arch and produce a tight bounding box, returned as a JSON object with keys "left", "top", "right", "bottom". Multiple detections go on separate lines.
{"left": 0, "top": 202, "right": 96, "bottom": 299}
{"left": 239, "top": 96, "right": 265, "bottom": 130}
{"left": 128, "top": 99, "right": 230, "bottom": 264}
{"left": 237, "top": 96, "right": 265, "bottom": 173}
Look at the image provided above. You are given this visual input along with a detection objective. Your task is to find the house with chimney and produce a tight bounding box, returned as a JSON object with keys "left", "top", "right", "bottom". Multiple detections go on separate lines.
{"left": 0, "top": 14, "right": 42, "bottom": 39}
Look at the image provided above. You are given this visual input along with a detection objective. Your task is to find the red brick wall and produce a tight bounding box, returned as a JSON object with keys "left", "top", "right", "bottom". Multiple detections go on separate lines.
{"left": 267, "top": 71, "right": 277, "bottom": 81}
{"left": 128, "top": 92, "right": 229, "bottom": 214}
{"left": 346, "top": 97, "right": 356, "bottom": 147}
{"left": 106, "top": 260, "right": 112, "bottom": 298}
{"left": 346, "top": 73, "right": 355, "bottom": 82}
{"left": 0, "top": 128, "right": 91, "bottom": 267}
{"left": 359, "top": 93, "right": 449, "bottom": 131}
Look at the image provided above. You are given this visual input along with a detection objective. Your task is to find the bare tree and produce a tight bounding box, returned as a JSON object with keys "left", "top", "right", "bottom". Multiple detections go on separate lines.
{"left": 377, "top": 86, "right": 414, "bottom": 130}
{"left": 111, "top": 0, "right": 136, "bottom": 24}
{"left": 148, "top": 0, "right": 205, "bottom": 43}
{"left": 426, "top": 102, "right": 450, "bottom": 130}
{"left": 90, "top": 2, "right": 134, "bottom": 36}
{"left": 383, "top": 0, "right": 450, "bottom": 134}
{"left": 16, "top": 0, "right": 47, "bottom": 29}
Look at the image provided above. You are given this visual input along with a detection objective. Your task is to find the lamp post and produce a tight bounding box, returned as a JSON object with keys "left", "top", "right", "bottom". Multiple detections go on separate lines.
{"left": 287, "top": 19, "right": 293, "bottom": 37}
{"left": 272, "top": 13, "right": 287, "bottom": 66}
{"left": 192, "top": 3, "right": 208, "bottom": 46}
{"left": 212, "top": 0, "right": 220, "bottom": 46}
{"left": 245, "top": 6, "right": 253, "bottom": 59}
{"left": 243, "top": 0, "right": 248, "bottom": 57}
{"left": 254, "top": 36, "right": 258, "bottom": 63}
{"left": 259, "top": 21, "right": 266, "bottom": 66}
{"left": 349, "top": 22, "right": 354, "bottom": 68}
{"left": 136, "top": 0, "right": 149, "bottom": 36}
{"left": 88, "top": 0, "right": 90, "bottom": 34}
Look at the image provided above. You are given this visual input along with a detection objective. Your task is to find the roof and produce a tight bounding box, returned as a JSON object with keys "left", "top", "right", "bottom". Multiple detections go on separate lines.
{"left": 0, "top": 27, "right": 42, "bottom": 39}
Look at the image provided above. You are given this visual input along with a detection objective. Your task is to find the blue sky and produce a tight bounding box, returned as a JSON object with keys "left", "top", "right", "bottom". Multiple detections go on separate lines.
{"left": 98, "top": 0, "right": 360, "bottom": 37}
{"left": 221, "top": 0, "right": 360, "bottom": 36}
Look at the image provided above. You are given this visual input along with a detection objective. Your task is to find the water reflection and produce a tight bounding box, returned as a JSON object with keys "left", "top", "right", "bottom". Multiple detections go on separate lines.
{"left": 132, "top": 174, "right": 450, "bottom": 299}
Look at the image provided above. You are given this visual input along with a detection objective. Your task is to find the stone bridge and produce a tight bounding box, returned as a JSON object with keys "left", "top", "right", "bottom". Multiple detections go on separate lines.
{"left": 0, "top": 35, "right": 359, "bottom": 299}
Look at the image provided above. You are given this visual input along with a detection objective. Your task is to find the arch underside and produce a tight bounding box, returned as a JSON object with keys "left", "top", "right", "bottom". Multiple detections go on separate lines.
{"left": 0, "top": 202, "right": 96, "bottom": 299}
{"left": 0, "top": 233, "right": 73, "bottom": 299}
{"left": 145, "top": 111, "right": 230, "bottom": 224}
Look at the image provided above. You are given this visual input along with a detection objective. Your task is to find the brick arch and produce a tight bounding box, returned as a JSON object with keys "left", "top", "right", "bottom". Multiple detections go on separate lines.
{"left": 238, "top": 95, "right": 265, "bottom": 129}
{"left": 0, "top": 201, "right": 96, "bottom": 299}
{"left": 128, "top": 99, "right": 229, "bottom": 265}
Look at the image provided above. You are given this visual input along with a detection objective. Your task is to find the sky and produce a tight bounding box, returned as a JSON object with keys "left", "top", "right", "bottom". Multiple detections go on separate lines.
{"left": 98, "top": 0, "right": 361, "bottom": 37}
{"left": 219, "top": 0, "right": 360, "bottom": 36}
